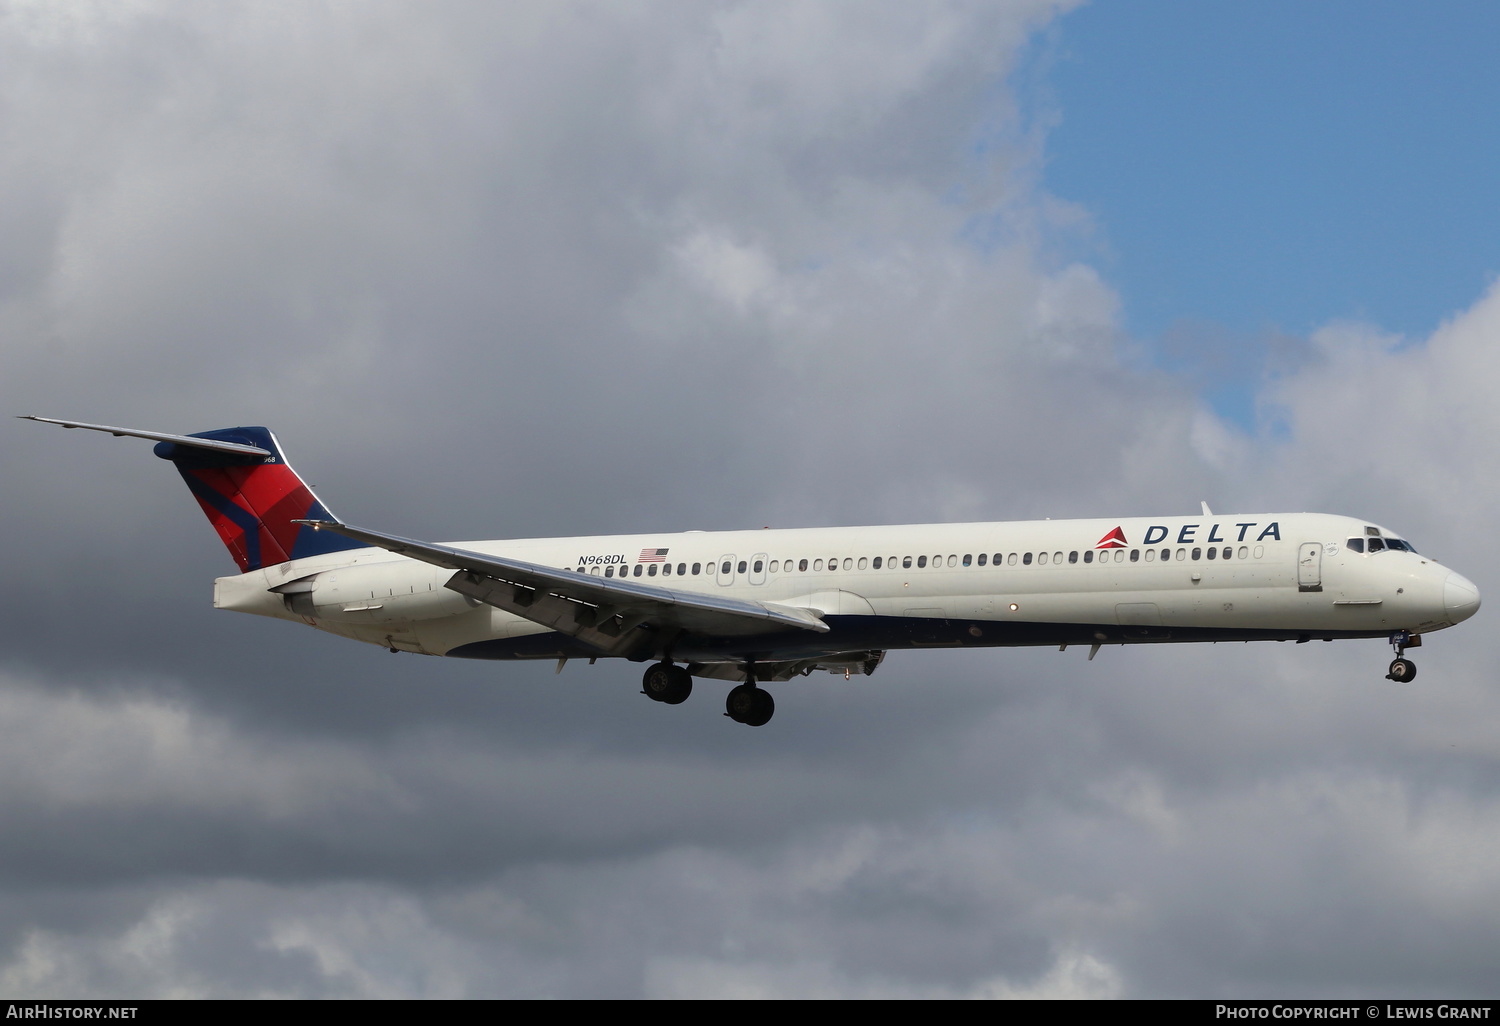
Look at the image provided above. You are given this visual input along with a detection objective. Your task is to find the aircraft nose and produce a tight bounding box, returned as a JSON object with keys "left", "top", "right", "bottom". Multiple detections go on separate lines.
{"left": 1444, "top": 572, "right": 1481, "bottom": 624}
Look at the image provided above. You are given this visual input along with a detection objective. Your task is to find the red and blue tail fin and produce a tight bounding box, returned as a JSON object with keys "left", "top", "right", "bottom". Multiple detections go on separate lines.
{"left": 152, "top": 426, "right": 365, "bottom": 573}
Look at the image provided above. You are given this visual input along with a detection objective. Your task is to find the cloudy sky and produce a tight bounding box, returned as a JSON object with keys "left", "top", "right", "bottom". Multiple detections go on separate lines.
{"left": 2, "top": 0, "right": 1498, "bottom": 998}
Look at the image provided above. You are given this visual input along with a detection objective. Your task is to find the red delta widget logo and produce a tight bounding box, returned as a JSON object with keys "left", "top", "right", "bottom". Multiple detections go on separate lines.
{"left": 1095, "top": 527, "right": 1128, "bottom": 549}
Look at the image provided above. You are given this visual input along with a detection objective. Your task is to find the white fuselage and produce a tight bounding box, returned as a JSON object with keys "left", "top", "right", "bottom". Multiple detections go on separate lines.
{"left": 214, "top": 511, "right": 1479, "bottom": 664}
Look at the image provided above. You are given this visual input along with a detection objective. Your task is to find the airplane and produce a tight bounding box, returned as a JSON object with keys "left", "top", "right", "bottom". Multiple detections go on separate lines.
{"left": 23, "top": 416, "right": 1481, "bottom": 726}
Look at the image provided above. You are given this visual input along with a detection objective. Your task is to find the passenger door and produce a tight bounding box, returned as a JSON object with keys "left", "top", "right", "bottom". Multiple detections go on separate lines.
{"left": 1298, "top": 542, "right": 1322, "bottom": 592}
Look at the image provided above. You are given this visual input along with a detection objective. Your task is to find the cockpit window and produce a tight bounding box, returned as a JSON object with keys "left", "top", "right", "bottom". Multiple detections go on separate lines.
{"left": 1351, "top": 534, "right": 1418, "bottom": 554}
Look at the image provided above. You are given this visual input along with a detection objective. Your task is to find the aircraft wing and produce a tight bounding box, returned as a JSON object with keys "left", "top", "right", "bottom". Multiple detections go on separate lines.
{"left": 296, "top": 520, "right": 830, "bottom": 658}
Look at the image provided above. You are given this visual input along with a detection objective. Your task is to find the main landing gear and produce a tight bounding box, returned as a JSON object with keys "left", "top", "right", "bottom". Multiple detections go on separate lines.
{"left": 725, "top": 682, "right": 774, "bottom": 727}
{"left": 641, "top": 661, "right": 776, "bottom": 726}
{"left": 1386, "top": 631, "right": 1418, "bottom": 683}
{"left": 641, "top": 662, "right": 693, "bottom": 705}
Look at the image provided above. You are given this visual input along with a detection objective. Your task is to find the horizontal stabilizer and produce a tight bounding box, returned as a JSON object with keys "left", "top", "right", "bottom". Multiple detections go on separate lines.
{"left": 19, "top": 416, "right": 272, "bottom": 456}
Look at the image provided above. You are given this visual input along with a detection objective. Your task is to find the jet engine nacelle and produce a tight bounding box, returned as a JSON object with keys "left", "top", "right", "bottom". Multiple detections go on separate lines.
{"left": 273, "top": 563, "right": 472, "bottom": 625}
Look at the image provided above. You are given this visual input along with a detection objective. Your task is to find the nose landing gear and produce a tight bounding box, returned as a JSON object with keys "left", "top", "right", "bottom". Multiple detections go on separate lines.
{"left": 1387, "top": 658, "right": 1417, "bottom": 683}
{"left": 1386, "top": 631, "right": 1418, "bottom": 683}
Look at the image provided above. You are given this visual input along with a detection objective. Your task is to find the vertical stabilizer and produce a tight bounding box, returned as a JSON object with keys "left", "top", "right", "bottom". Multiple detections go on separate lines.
{"left": 152, "top": 426, "right": 364, "bottom": 572}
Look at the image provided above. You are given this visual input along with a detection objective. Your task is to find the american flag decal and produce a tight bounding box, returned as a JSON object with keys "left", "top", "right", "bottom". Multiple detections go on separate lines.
{"left": 638, "top": 547, "right": 670, "bottom": 562}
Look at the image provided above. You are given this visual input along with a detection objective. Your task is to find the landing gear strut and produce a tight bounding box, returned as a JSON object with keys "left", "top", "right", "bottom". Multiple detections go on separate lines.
{"left": 1386, "top": 631, "right": 1418, "bottom": 683}
{"left": 641, "top": 662, "right": 693, "bottom": 704}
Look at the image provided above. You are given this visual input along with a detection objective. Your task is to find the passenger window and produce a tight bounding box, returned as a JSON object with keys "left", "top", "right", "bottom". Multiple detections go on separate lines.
{"left": 947, "top": 555, "right": 957, "bottom": 568}
{"left": 828, "top": 555, "right": 838, "bottom": 568}
{"left": 1084, "top": 550, "right": 1093, "bottom": 564}
{"left": 769, "top": 560, "right": 779, "bottom": 573}
{"left": 634, "top": 565, "right": 643, "bottom": 577}
{"left": 1191, "top": 548, "right": 1202, "bottom": 560}
{"left": 1206, "top": 547, "right": 1216, "bottom": 560}
{"left": 814, "top": 559, "right": 824, "bottom": 571}
{"left": 1176, "top": 549, "right": 1186, "bottom": 561}
{"left": 873, "top": 556, "right": 882, "bottom": 569}
{"left": 1237, "top": 547, "right": 1248, "bottom": 560}
{"left": 1068, "top": 551, "right": 1078, "bottom": 564}
{"left": 917, "top": 556, "right": 927, "bottom": 568}
{"left": 798, "top": 559, "right": 808, "bottom": 572}
{"left": 963, "top": 554, "right": 972, "bottom": 567}
{"left": 857, "top": 557, "right": 867, "bottom": 570}
{"left": 678, "top": 563, "right": 687, "bottom": 575}
{"left": 1023, "top": 553, "right": 1033, "bottom": 565}
{"left": 977, "top": 553, "right": 986, "bottom": 566}
{"left": 1144, "top": 549, "right": 1155, "bottom": 562}
{"left": 692, "top": 563, "right": 702, "bottom": 575}
{"left": 993, "top": 553, "right": 1003, "bottom": 565}
{"left": 1129, "top": 550, "right": 1139, "bottom": 563}
{"left": 752, "top": 560, "right": 763, "bottom": 573}
{"left": 1159, "top": 549, "right": 1169, "bottom": 562}
{"left": 900, "top": 556, "right": 910, "bottom": 569}
{"left": 1007, "top": 553, "right": 1017, "bottom": 566}
{"left": 721, "top": 561, "right": 731, "bottom": 575}
{"left": 1053, "top": 551, "right": 1062, "bottom": 564}
{"left": 648, "top": 564, "right": 658, "bottom": 576}
{"left": 1221, "top": 548, "right": 1231, "bottom": 560}
{"left": 843, "top": 558, "right": 853, "bottom": 570}
{"left": 1038, "top": 552, "right": 1048, "bottom": 566}
{"left": 605, "top": 566, "right": 614, "bottom": 577}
